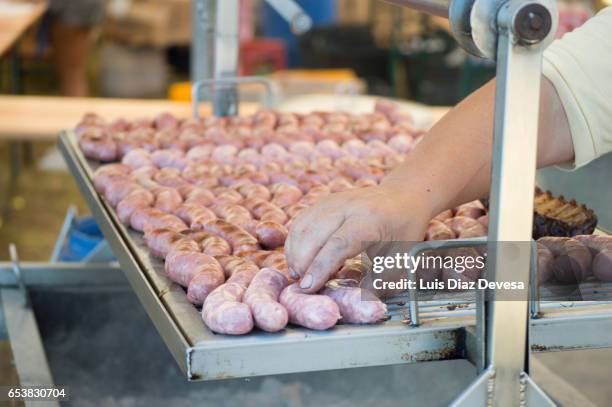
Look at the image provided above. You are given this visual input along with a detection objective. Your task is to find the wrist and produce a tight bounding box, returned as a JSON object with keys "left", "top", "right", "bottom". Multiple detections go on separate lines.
{"left": 378, "top": 179, "right": 438, "bottom": 221}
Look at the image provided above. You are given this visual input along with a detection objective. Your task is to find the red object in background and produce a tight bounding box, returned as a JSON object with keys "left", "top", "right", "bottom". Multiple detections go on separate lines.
{"left": 240, "top": 39, "right": 287, "bottom": 76}
{"left": 556, "top": 4, "right": 592, "bottom": 38}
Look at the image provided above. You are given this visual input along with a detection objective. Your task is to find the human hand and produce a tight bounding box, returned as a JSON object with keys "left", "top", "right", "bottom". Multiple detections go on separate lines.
{"left": 285, "top": 183, "right": 433, "bottom": 293}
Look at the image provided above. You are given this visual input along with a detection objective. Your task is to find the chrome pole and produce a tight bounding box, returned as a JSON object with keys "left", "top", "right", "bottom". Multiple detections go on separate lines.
{"left": 212, "top": 0, "right": 240, "bottom": 116}
{"left": 191, "top": 0, "right": 214, "bottom": 85}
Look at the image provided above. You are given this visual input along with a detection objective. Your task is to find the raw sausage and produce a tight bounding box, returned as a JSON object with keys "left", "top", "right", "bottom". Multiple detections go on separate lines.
{"left": 279, "top": 284, "right": 341, "bottom": 330}
{"left": 201, "top": 261, "right": 258, "bottom": 335}
{"left": 243, "top": 267, "right": 289, "bottom": 332}
{"left": 321, "top": 279, "right": 386, "bottom": 324}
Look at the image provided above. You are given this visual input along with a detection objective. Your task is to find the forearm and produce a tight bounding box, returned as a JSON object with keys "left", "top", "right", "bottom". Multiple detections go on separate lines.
{"left": 381, "top": 77, "right": 573, "bottom": 215}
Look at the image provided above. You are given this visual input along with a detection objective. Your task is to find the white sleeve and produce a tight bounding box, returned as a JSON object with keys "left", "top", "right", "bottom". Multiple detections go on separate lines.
{"left": 542, "top": 7, "right": 612, "bottom": 169}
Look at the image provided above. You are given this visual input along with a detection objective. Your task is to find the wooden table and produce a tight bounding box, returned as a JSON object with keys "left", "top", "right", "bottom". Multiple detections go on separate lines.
{"left": 0, "top": 96, "right": 259, "bottom": 140}
{"left": 0, "top": 0, "right": 47, "bottom": 57}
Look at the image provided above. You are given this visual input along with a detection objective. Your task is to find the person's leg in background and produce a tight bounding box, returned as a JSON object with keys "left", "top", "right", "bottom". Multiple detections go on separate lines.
{"left": 49, "top": 23, "right": 92, "bottom": 97}
{"left": 47, "top": 0, "right": 104, "bottom": 97}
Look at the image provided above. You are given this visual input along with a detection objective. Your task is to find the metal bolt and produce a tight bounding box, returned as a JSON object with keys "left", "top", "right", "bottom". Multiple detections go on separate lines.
{"left": 528, "top": 12, "right": 543, "bottom": 30}
{"left": 514, "top": 4, "right": 552, "bottom": 44}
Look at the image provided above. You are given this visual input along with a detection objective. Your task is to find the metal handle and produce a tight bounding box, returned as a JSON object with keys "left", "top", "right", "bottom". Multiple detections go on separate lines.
{"left": 264, "top": 0, "right": 313, "bottom": 34}
{"left": 191, "top": 76, "right": 274, "bottom": 118}
{"left": 9, "top": 244, "right": 29, "bottom": 307}
{"left": 404, "top": 237, "right": 488, "bottom": 326}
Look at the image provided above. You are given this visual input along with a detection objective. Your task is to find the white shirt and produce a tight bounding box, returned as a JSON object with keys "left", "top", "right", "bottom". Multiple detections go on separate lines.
{"left": 543, "top": 7, "right": 612, "bottom": 169}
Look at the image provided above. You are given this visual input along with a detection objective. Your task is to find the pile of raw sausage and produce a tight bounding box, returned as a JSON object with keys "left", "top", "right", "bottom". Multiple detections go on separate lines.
{"left": 80, "top": 103, "right": 420, "bottom": 334}
{"left": 77, "top": 103, "right": 611, "bottom": 334}
{"left": 426, "top": 201, "right": 488, "bottom": 241}
{"left": 537, "top": 235, "right": 612, "bottom": 284}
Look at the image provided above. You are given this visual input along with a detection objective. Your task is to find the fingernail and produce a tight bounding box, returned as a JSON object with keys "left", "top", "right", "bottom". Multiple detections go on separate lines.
{"left": 300, "top": 274, "right": 313, "bottom": 289}
{"left": 289, "top": 268, "right": 299, "bottom": 280}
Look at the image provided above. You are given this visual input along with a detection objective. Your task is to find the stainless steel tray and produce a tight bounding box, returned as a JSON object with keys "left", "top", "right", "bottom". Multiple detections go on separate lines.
{"left": 58, "top": 131, "right": 468, "bottom": 381}
{"left": 59, "top": 131, "right": 612, "bottom": 381}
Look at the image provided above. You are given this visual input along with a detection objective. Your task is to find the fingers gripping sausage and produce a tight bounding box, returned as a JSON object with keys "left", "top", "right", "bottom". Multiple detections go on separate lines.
{"left": 243, "top": 268, "right": 289, "bottom": 332}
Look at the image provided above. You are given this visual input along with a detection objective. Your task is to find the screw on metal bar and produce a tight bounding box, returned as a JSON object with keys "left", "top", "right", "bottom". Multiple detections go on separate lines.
{"left": 514, "top": 3, "right": 552, "bottom": 44}
{"left": 9, "top": 244, "right": 29, "bottom": 307}
{"left": 519, "top": 372, "right": 528, "bottom": 406}
{"left": 486, "top": 369, "right": 496, "bottom": 407}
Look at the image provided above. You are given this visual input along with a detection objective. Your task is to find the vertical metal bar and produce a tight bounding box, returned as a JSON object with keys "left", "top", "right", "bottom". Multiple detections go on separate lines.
{"left": 408, "top": 269, "right": 419, "bottom": 326}
{"left": 474, "top": 288, "right": 486, "bottom": 372}
{"left": 191, "top": 0, "right": 215, "bottom": 92}
{"left": 529, "top": 240, "right": 541, "bottom": 318}
{"left": 50, "top": 206, "right": 77, "bottom": 263}
{"left": 485, "top": 9, "right": 546, "bottom": 406}
{"left": 213, "top": 0, "right": 240, "bottom": 116}
{"left": 1, "top": 289, "right": 59, "bottom": 407}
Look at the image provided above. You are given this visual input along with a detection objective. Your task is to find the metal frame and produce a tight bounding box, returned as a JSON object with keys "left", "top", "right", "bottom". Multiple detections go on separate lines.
{"left": 191, "top": 0, "right": 312, "bottom": 116}
{"left": 0, "top": 0, "right": 607, "bottom": 402}
{"left": 1, "top": 289, "right": 60, "bottom": 407}
{"left": 382, "top": 0, "right": 560, "bottom": 404}
{"left": 191, "top": 76, "right": 274, "bottom": 118}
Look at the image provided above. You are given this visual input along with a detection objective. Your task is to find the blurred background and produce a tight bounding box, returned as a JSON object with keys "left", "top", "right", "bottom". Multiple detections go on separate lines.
{"left": 0, "top": 1, "right": 611, "bottom": 405}
{"left": 0, "top": 0, "right": 605, "bottom": 261}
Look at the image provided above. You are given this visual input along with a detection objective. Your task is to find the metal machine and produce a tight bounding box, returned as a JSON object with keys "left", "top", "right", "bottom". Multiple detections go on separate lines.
{"left": 382, "top": 0, "right": 558, "bottom": 404}
{"left": 191, "top": 0, "right": 312, "bottom": 116}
